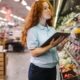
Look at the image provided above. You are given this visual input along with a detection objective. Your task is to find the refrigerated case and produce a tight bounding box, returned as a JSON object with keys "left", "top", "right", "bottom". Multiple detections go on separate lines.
{"left": 58, "top": 38, "right": 80, "bottom": 80}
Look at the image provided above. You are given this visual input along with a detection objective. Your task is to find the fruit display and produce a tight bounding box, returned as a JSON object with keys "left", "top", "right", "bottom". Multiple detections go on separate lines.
{"left": 65, "top": 40, "right": 80, "bottom": 62}
{"left": 56, "top": 12, "right": 76, "bottom": 30}
{"left": 56, "top": 8, "right": 80, "bottom": 80}
{"left": 58, "top": 45, "right": 80, "bottom": 80}
{"left": 66, "top": 28, "right": 80, "bottom": 65}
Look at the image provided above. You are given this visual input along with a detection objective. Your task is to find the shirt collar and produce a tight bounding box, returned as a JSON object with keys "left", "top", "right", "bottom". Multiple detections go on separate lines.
{"left": 37, "top": 23, "right": 50, "bottom": 30}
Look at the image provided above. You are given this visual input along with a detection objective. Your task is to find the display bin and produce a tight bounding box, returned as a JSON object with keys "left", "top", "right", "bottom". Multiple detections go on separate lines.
{"left": 64, "top": 76, "right": 80, "bottom": 80}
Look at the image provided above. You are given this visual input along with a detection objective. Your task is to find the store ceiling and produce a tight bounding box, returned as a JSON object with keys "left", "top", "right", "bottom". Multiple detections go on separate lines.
{"left": 0, "top": 0, "right": 35, "bottom": 19}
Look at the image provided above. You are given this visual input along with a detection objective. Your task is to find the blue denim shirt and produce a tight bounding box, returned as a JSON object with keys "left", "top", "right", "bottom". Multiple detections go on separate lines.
{"left": 27, "top": 24, "right": 59, "bottom": 68}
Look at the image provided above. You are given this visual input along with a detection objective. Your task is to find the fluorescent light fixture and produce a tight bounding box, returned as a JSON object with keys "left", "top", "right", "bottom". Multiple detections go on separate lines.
{"left": 11, "top": 14, "right": 24, "bottom": 21}
{"left": 14, "top": 0, "right": 20, "bottom": 2}
{"left": 0, "top": 0, "right": 2, "bottom": 2}
{"left": 0, "top": 17, "right": 7, "bottom": 21}
{"left": 0, "top": 10, "right": 24, "bottom": 22}
{"left": 8, "top": 22, "right": 15, "bottom": 25}
{"left": 26, "top": 6, "right": 31, "bottom": 11}
{"left": 0, "top": 21, "right": 5, "bottom": 25}
{"left": 21, "top": 0, "right": 27, "bottom": 6}
{"left": 0, "top": 10, "right": 6, "bottom": 14}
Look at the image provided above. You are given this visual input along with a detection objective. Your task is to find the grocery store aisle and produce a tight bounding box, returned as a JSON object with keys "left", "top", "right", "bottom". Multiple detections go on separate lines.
{"left": 6, "top": 51, "right": 61, "bottom": 80}
{"left": 6, "top": 50, "right": 30, "bottom": 80}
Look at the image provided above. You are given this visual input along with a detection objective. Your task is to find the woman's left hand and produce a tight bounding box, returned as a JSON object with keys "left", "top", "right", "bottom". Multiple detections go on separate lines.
{"left": 61, "top": 38, "right": 69, "bottom": 45}
{"left": 57, "top": 38, "right": 69, "bottom": 51}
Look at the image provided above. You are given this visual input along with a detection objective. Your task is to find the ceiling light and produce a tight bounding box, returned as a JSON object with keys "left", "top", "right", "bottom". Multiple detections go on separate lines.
{"left": 12, "top": 15, "right": 24, "bottom": 21}
{"left": 21, "top": 0, "right": 27, "bottom": 6}
{"left": 0, "top": 17, "right": 7, "bottom": 21}
{"left": 26, "top": 6, "right": 31, "bottom": 11}
{"left": 8, "top": 22, "right": 15, "bottom": 26}
{"left": 0, "top": 10, "right": 24, "bottom": 22}
{"left": 14, "top": 0, "right": 20, "bottom": 2}
{"left": 0, "top": 0, "right": 2, "bottom": 2}
{"left": 11, "top": 14, "right": 24, "bottom": 21}
{"left": 0, "top": 10, "right": 6, "bottom": 14}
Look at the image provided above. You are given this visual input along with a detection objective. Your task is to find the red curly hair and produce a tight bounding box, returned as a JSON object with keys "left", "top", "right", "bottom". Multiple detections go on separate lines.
{"left": 21, "top": 0, "right": 55, "bottom": 46}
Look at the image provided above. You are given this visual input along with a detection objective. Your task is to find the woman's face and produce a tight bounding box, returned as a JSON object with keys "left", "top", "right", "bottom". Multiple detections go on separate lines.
{"left": 41, "top": 2, "right": 52, "bottom": 20}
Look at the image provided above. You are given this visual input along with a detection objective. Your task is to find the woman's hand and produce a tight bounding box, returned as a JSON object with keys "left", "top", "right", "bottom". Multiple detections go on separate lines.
{"left": 57, "top": 38, "right": 69, "bottom": 51}
{"left": 49, "top": 36, "right": 64, "bottom": 48}
{"left": 61, "top": 38, "right": 69, "bottom": 45}
{"left": 30, "top": 37, "right": 69, "bottom": 57}
{"left": 30, "top": 36, "right": 65, "bottom": 57}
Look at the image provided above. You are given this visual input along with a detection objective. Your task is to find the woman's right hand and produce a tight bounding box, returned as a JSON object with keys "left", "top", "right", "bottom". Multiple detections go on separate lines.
{"left": 49, "top": 36, "right": 64, "bottom": 48}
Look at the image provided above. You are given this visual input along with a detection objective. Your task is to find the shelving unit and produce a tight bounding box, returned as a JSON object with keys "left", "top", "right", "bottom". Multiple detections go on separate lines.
{"left": 64, "top": 47, "right": 80, "bottom": 67}
{"left": 62, "top": 48, "right": 80, "bottom": 80}
{"left": 0, "top": 28, "right": 7, "bottom": 80}
{"left": 0, "top": 52, "right": 6, "bottom": 80}
{"left": 59, "top": 40, "right": 80, "bottom": 80}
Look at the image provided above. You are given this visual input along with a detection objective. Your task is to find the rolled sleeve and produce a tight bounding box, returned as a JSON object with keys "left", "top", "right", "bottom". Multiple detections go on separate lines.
{"left": 27, "top": 28, "right": 39, "bottom": 49}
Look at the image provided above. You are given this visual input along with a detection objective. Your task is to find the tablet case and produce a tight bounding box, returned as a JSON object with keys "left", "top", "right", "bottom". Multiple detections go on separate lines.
{"left": 41, "top": 32, "right": 70, "bottom": 47}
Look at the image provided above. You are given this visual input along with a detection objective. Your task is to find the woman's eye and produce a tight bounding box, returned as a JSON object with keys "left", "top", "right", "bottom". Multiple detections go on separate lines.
{"left": 44, "top": 7, "right": 47, "bottom": 10}
{"left": 44, "top": 6, "right": 49, "bottom": 10}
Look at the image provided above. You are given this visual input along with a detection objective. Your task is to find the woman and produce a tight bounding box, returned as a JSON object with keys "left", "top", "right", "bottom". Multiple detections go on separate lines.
{"left": 22, "top": 0, "right": 68, "bottom": 80}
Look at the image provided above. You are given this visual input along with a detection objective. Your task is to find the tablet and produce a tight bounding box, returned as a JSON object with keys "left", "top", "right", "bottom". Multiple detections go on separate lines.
{"left": 41, "top": 32, "right": 70, "bottom": 47}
